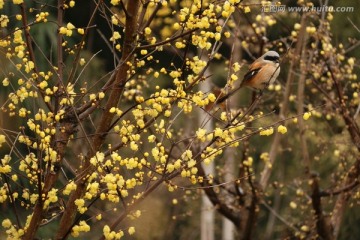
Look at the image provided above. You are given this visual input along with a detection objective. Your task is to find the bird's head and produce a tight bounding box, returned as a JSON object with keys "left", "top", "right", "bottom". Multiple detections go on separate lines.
{"left": 262, "top": 51, "right": 280, "bottom": 64}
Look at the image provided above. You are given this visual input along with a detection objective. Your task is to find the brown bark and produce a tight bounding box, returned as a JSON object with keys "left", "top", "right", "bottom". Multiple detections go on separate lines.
{"left": 311, "top": 174, "right": 334, "bottom": 240}
{"left": 55, "top": 0, "right": 141, "bottom": 238}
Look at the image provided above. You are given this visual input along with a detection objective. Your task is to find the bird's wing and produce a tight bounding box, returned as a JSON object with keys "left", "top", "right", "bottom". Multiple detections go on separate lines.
{"left": 242, "top": 61, "right": 266, "bottom": 82}
{"left": 242, "top": 67, "right": 262, "bottom": 82}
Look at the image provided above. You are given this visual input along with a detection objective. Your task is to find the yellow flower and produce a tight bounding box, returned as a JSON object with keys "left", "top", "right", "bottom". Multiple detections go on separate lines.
{"left": 306, "top": 26, "right": 316, "bottom": 34}
{"left": 277, "top": 125, "right": 287, "bottom": 134}
{"left": 13, "top": 29, "right": 23, "bottom": 43}
{"left": 0, "top": 15, "right": 9, "bottom": 27}
{"left": 67, "top": 22, "right": 75, "bottom": 30}
{"left": 130, "top": 141, "right": 138, "bottom": 151}
{"left": 77, "top": 28, "right": 84, "bottom": 35}
{"left": 148, "top": 135, "right": 156, "bottom": 143}
{"left": 348, "top": 57, "right": 355, "bottom": 67}
{"left": 63, "top": 181, "right": 77, "bottom": 195}
{"left": 243, "top": 157, "right": 253, "bottom": 167}
{"left": 260, "top": 152, "right": 269, "bottom": 162}
{"left": 196, "top": 128, "right": 207, "bottom": 142}
{"left": 233, "top": 62, "right": 241, "bottom": 72}
{"left": 289, "top": 201, "right": 297, "bottom": 209}
{"left": 111, "top": 31, "right": 121, "bottom": 42}
{"left": 0, "top": 164, "right": 11, "bottom": 173}
{"left": 303, "top": 112, "right": 311, "bottom": 120}
{"left": 24, "top": 61, "right": 34, "bottom": 73}
{"left": 98, "top": 92, "right": 105, "bottom": 99}
{"left": 128, "top": 226, "right": 135, "bottom": 235}
{"left": 59, "top": 27, "right": 67, "bottom": 34}
{"left": 173, "top": 22, "right": 180, "bottom": 30}
{"left": 110, "top": 0, "right": 120, "bottom": 6}
{"left": 230, "top": 74, "right": 238, "bottom": 81}
{"left": 0, "top": 134, "right": 6, "bottom": 147}
{"left": 39, "top": 81, "right": 48, "bottom": 89}
{"left": 236, "top": 124, "right": 245, "bottom": 131}
{"left": 214, "top": 32, "right": 221, "bottom": 41}
{"left": 144, "top": 27, "right": 152, "bottom": 35}
{"left": 259, "top": 127, "right": 274, "bottom": 136}
{"left": 274, "top": 84, "right": 281, "bottom": 91}
{"left": 294, "top": 23, "right": 301, "bottom": 30}
{"left": 214, "top": 128, "right": 223, "bottom": 137}
{"left": 175, "top": 41, "right": 185, "bottom": 48}
{"left": 79, "top": 58, "right": 86, "bottom": 66}
{"left": 2, "top": 219, "right": 12, "bottom": 228}
{"left": 13, "top": 0, "right": 24, "bottom": 4}
{"left": 301, "top": 225, "right": 310, "bottom": 232}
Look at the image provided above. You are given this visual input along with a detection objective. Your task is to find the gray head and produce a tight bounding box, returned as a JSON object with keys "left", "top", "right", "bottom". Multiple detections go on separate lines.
{"left": 262, "top": 51, "right": 280, "bottom": 63}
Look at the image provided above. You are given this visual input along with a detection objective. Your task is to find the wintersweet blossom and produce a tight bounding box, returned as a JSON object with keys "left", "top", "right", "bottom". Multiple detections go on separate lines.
{"left": 128, "top": 227, "right": 135, "bottom": 235}
{"left": 0, "top": 134, "right": 5, "bottom": 147}
{"left": 303, "top": 112, "right": 312, "bottom": 120}
{"left": 13, "top": 0, "right": 23, "bottom": 4}
{"left": 259, "top": 127, "right": 274, "bottom": 136}
{"left": 277, "top": 125, "right": 287, "bottom": 134}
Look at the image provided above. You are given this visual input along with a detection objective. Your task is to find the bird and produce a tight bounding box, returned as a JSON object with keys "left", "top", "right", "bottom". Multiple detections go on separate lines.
{"left": 240, "top": 50, "right": 280, "bottom": 90}
{"left": 217, "top": 51, "right": 281, "bottom": 103}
